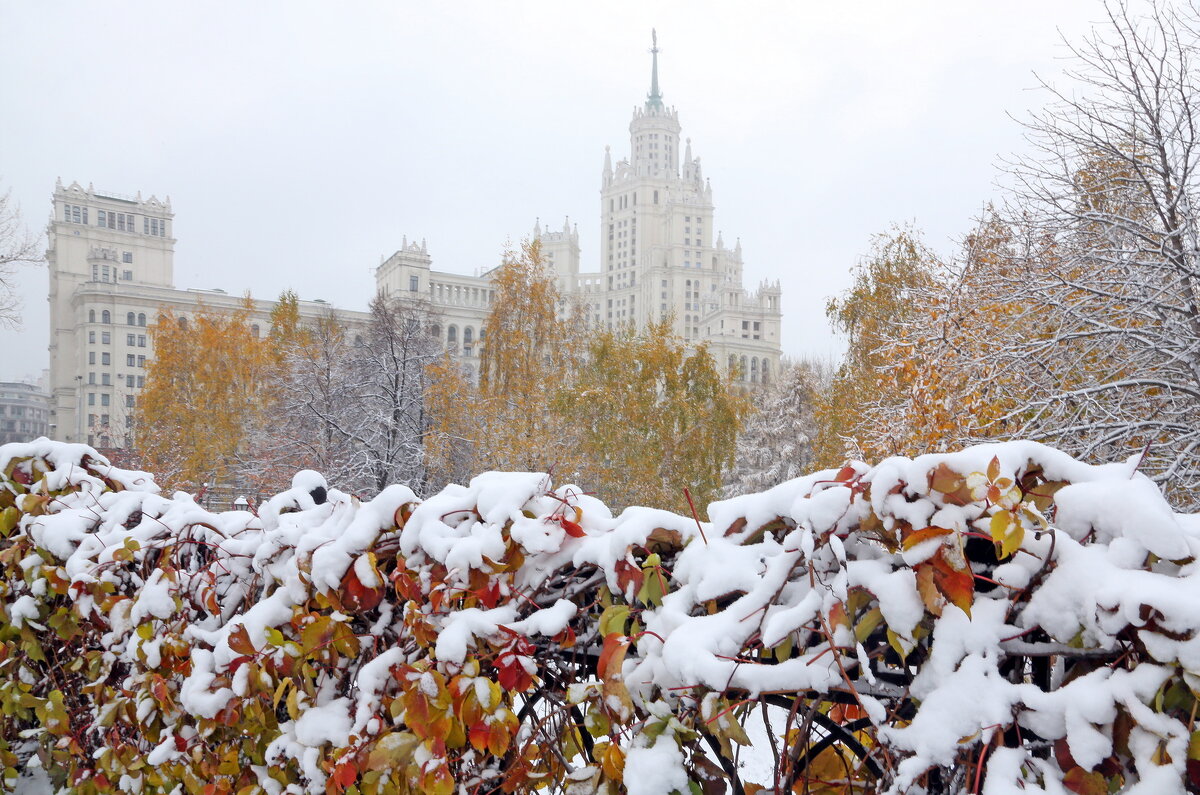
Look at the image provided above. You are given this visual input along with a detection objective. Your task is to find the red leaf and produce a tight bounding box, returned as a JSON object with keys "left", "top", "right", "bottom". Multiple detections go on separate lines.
{"left": 559, "top": 517, "right": 586, "bottom": 538}
{"left": 834, "top": 465, "right": 857, "bottom": 483}
{"left": 615, "top": 559, "right": 644, "bottom": 601}
{"left": 342, "top": 565, "right": 384, "bottom": 613}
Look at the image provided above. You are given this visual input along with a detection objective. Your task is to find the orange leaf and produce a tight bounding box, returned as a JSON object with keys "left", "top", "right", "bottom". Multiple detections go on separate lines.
{"left": 227, "top": 624, "right": 255, "bottom": 656}
{"left": 597, "top": 633, "right": 630, "bottom": 682}
{"left": 902, "top": 526, "right": 953, "bottom": 551}
{"left": 931, "top": 550, "right": 974, "bottom": 617}
{"left": 469, "top": 721, "right": 490, "bottom": 752}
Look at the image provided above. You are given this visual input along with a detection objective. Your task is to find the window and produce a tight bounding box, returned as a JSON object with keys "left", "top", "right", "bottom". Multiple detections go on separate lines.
{"left": 251, "top": 324, "right": 260, "bottom": 338}
{"left": 127, "top": 354, "right": 135, "bottom": 367}
{"left": 138, "top": 313, "right": 146, "bottom": 327}
{"left": 143, "top": 217, "right": 149, "bottom": 234}
{"left": 127, "top": 312, "right": 135, "bottom": 325}
{"left": 409, "top": 275, "right": 419, "bottom": 292}
{"left": 88, "top": 352, "right": 96, "bottom": 365}
{"left": 126, "top": 395, "right": 135, "bottom": 408}
{"left": 178, "top": 318, "right": 187, "bottom": 330}
{"left": 101, "top": 352, "right": 110, "bottom": 366}
{"left": 101, "top": 394, "right": 110, "bottom": 407}
{"left": 88, "top": 309, "right": 96, "bottom": 323}
{"left": 138, "top": 335, "right": 146, "bottom": 347}
{"left": 101, "top": 332, "right": 111, "bottom": 345}
{"left": 101, "top": 374, "right": 111, "bottom": 386}
{"left": 137, "top": 376, "right": 144, "bottom": 387}
{"left": 447, "top": 326, "right": 458, "bottom": 344}
{"left": 122, "top": 252, "right": 132, "bottom": 264}
{"left": 463, "top": 327, "right": 474, "bottom": 345}
{"left": 88, "top": 393, "right": 95, "bottom": 406}
{"left": 98, "top": 210, "right": 107, "bottom": 227}
{"left": 88, "top": 331, "right": 96, "bottom": 344}
{"left": 127, "top": 334, "right": 135, "bottom": 346}
{"left": 88, "top": 372, "right": 95, "bottom": 385}
{"left": 126, "top": 375, "right": 135, "bottom": 388}
{"left": 122, "top": 270, "right": 132, "bottom": 281}
{"left": 101, "top": 310, "right": 111, "bottom": 324}
{"left": 137, "top": 355, "right": 145, "bottom": 367}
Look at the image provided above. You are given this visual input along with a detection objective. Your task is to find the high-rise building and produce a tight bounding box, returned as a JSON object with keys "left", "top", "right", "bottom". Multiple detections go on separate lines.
{"left": 378, "top": 31, "right": 783, "bottom": 383}
{"left": 45, "top": 32, "right": 783, "bottom": 449}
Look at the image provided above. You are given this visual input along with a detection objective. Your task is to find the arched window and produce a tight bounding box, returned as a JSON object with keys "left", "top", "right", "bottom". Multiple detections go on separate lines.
{"left": 740, "top": 356, "right": 748, "bottom": 381}
{"left": 750, "top": 358, "right": 759, "bottom": 384}
{"left": 761, "top": 360, "right": 771, "bottom": 386}
{"left": 448, "top": 325, "right": 458, "bottom": 344}
{"left": 728, "top": 355, "right": 737, "bottom": 375}
{"left": 127, "top": 312, "right": 135, "bottom": 326}
{"left": 431, "top": 324, "right": 442, "bottom": 340}
{"left": 101, "top": 310, "right": 111, "bottom": 324}
{"left": 178, "top": 317, "right": 188, "bottom": 330}
{"left": 463, "top": 327, "right": 474, "bottom": 345}
{"left": 138, "top": 313, "right": 146, "bottom": 327}
{"left": 88, "top": 310, "right": 96, "bottom": 323}
{"left": 251, "top": 324, "right": 260, "bottom": 338}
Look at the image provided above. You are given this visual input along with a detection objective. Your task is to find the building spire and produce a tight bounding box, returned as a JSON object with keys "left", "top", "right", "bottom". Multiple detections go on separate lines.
{"left": 646, "top": 29, "right": 663, "bottom": 110}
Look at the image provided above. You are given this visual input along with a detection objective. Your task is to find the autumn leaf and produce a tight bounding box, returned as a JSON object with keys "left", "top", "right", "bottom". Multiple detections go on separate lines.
{"left": 902, "top": 526, "right": 953, "bottom": 551}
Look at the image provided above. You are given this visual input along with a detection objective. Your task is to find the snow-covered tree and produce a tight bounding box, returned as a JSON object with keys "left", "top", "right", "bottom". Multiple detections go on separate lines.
{"left": 0, "top": 187, "right": 39, "bottom": 330}
{"left": 969, "top": 2, "right": 1200, "bottom": 507}
{"left": 724, "top": 358, "right": 827, "bottom": 496}
{"left": 350, "top": 293, "right": 442, "bottom": 495}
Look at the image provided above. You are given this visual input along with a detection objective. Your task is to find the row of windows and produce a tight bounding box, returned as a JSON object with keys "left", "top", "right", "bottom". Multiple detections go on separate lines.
{"left": 88, "top": 310, "right": 148, "bottom": 326}
{"left": 63, "top": 203, "right": 169, "bottom": 237}
{"left": 87, "top": 394, "right": 138, "bottom": 409}
{"left": 87, "top": 331, "right": 146, "bottom": 347}
{"left": 91, "top": 264, "right": 133, "bottom": 283}
{"left": 729, "top": 355, "right": 772, "bottom": 385}
{"left": 87, "top": 351, "right": 147, "bottom": 368}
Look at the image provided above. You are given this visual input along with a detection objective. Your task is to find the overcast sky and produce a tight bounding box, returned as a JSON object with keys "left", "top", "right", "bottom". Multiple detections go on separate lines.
{"left": 0, "top": 0, "right": 1106, "bottom": 383}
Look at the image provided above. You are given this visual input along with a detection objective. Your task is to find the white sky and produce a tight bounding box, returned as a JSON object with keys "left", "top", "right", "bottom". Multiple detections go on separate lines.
{"left": 0, "top": 0, "right": 1105, "bottom": 383}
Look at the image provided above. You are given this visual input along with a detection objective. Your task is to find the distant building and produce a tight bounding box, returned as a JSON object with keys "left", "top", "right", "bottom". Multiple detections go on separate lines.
{"left": 45, "top": 181, "right": 368, "bottom": 448}
{"left": 0, "top": 382, "right": 51, "bottom": 445}
{"left": 376, "top": 31, "right": 783, "bottom": 384}
{"left": 45, "top": 32, "right": 782, "bottom": 450}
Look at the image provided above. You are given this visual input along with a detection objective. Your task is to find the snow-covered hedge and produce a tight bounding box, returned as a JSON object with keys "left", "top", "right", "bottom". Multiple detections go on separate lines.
{"left": 2, "top": 440, "right": 1200, "bottom": 794}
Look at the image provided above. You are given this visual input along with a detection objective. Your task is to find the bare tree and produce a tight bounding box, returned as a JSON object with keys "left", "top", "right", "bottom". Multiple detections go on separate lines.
{"left": 351, "top": 294, "right": 443, "bottom": 495}
{"left": 0, "top": 187, "right": 42, "bottom": 329}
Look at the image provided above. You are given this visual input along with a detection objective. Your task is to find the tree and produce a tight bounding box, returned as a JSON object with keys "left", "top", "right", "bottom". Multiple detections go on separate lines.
{"left": 135, "top": 299, "right": 272, "bottom": 491}
{"left": 476, "top": 239, "right": 582, "bottom": 474}
{"left": 351, "top": 294, "right": 442, "bottom": 495}
{"left": 243, "top": 295, "right": 364, "bottom": 496}
{"left": 724, "top": 358, "right": 827, "bottom": 496}
{"left": 814, "top": 228, "right": 941, "bottom": 467}
{"left": 0, "top": 187, "right": 41, "bottom": 329}
{"left": 559, "top": 320, "right": 747, "bottom": 513}
{"left": 972, "top": 1, "right": 1200, "bottom": 507}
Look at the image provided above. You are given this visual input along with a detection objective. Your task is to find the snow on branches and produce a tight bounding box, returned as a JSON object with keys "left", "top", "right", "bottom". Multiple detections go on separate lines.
{"left": 2, "top": 438, "right": 1200, "bottom": 794}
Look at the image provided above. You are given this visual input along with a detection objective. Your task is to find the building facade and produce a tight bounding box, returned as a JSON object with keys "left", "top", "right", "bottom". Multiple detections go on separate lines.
{"left": 0, "top": 382, "right": 51, "bottom": 445}
{"left": 46, "top": 180, "right": 369, "bottom": 449}
{"left": 46, "top": 33, "right": 782, "bottom": 448}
